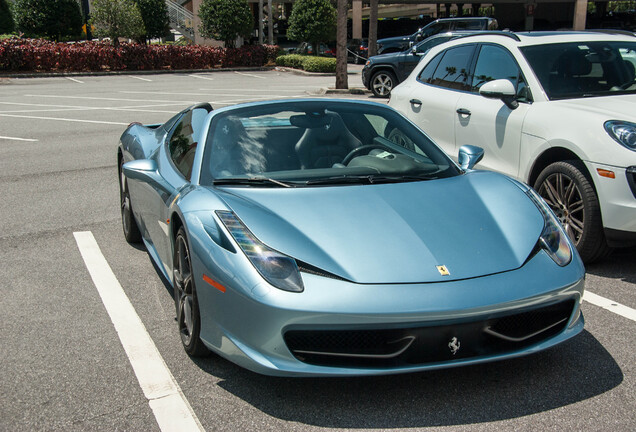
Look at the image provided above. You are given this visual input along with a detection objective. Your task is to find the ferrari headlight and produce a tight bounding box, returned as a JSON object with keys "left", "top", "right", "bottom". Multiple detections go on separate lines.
{"left": 216, "top": 211, "right": 304, "bottom": 292}
{"left": 525, "top": 188, "right": 573, "bottom": 267}
{"left": 604, "top": 120, "right": 636, "bottom": 151}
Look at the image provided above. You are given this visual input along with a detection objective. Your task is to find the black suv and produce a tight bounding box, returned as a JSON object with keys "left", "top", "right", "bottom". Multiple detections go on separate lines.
{"left": 363, "top": 31, "right": 480, "bottom": 97}
{"left": 376, "top": 17, "right": 498, "bottom": 54}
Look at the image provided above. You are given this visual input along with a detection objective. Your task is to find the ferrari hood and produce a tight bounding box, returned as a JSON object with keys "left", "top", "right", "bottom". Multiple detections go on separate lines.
{"left": 215, "top": 172, "right": 544, "bottom": 283}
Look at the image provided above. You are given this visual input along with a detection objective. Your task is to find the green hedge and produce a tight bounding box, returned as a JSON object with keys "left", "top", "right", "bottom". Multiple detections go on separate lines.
{"left": 276, "top": 54, "right": 335, "bottom": 73}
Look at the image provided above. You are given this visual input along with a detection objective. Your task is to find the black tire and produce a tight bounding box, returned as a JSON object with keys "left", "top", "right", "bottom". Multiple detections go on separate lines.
{"left": 534, "top": 160, "right": 611, "bottom": 263}
{"left": 371, "top": 70, "right": 397, "bottom": 98}
{"left": 173, "top": 228, "right": 210, "bottom": 357}
{"left": 119, "top": 157, "right": 142, "bottom": 243}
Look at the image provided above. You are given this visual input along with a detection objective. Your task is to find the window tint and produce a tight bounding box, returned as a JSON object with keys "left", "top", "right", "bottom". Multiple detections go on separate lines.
{"left": 420, "top": 22, "right": 444, "bottom": 39}
{"left": 428, "top": 45, "right": 474, "bottom": 90}
{"left": 471, "top": 45, "right": 520, "bottom": 91}
{"left": 471, "top": 44, "right": 532, "bottom": 103}
{"left": 168, "top": 107, "right": 208, "bottom": 180}
{"left": 521, "top": 41, "right": 636, "bottom": 99}
{"left": 456, "top": 20, "right": 486, "bottom": 30}
{"left": 416, "top": 35, "right": 453, "bottom": 54}
{"left": 418, "top": 51, "right": 443, "bottom": 82}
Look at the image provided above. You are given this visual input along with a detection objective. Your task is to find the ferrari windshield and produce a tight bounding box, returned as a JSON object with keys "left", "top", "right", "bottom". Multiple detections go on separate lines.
{"left": 521, "top": 41, "right": 636, "bottom": 100}
{"left": 200, "top": 101, "right": 459, "bottom": 186}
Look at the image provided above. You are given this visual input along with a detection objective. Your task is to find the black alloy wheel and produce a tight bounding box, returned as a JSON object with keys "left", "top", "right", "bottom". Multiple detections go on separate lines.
{"left": 173, "top": 227, "right": 210, "bottom": 357}
{"left": 371, "top": 70, "right": 397, "bottom": 98}
{"left": 534, "top": 160, "right": 610, "bottom": 263}
{"left": 119, "top": 158, "right": 142, "bottom": 243}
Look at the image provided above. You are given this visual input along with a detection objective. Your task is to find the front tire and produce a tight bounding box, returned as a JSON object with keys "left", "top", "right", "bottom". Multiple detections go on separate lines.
{"left": 173, "top": 227, "right": 210, "bottom": 357}
{"left": 119, "top": 157, "right": 142, "bottom": 243}
{"left": 534, "top": 160, "right": 610, "bottom": 263}
{"left": 371, "top": 70, "right": 397, "bottom": 98}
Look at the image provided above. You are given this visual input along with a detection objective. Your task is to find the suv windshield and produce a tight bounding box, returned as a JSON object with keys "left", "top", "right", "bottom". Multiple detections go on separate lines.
{"left": 200, "top": 102, "right": 460, "bottom": 187}
{"left": 521, "top": 41, "right": 636, "bottom": 99}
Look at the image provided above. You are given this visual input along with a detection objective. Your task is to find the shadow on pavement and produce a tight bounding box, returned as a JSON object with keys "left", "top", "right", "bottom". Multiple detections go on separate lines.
{"left": 585, "top": 246, "right": 636, "bottom": 284}
{"left": 192, "top": 330, "right": 621, "bottom": 428}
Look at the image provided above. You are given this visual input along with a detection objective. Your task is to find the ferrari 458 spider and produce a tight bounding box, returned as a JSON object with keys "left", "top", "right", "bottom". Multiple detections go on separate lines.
{"left": 118, "top": 99, "right": 585, "bottom": 376}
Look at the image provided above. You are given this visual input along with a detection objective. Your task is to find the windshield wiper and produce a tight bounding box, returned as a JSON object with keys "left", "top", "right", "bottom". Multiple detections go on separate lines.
{"left": 305, "top": 174, "right": 438, "bottom": 186}
{"left": 213, "top": 177, "right": 296, "bottom": 188}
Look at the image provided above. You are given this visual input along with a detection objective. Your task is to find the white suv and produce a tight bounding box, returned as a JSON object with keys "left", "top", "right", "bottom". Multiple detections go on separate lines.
{"left": 389, "top": 31, "right": 636, "bottom": 263}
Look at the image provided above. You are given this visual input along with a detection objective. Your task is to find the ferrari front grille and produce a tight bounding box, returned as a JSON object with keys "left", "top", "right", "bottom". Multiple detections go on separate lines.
{"left": 284, "top": 299, "right": 576, "bottom": 368}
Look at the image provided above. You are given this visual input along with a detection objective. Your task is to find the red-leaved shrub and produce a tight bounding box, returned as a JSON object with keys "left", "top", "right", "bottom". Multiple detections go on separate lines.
{"left": 0, "top": 38, "right": 279, "bottom": 72}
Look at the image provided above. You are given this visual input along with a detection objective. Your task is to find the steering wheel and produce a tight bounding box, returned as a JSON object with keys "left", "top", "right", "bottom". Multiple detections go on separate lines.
{"left": 342, "top": 144, "right": 394, "bottom": 165}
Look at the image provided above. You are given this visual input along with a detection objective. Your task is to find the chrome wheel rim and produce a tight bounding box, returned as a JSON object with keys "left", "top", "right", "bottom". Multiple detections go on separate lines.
{"left": 372, "top": 74, "right": 393, "bottom": 96}
{"left": 538, "top": 172, "right": 585, "bottom": 244}
{"left": 174, "top": 235, "right": 194, "bottom": 346}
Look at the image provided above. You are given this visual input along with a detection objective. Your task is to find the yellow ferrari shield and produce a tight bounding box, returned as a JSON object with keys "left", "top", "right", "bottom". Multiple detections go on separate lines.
{"left": 436, "top": 265, "right": 450, "bottom": 276}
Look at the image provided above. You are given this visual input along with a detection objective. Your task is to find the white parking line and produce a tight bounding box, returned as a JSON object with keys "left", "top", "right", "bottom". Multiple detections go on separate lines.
{"left": 25, "top": 94, "right": 200, "bottom": 104}
{"left": 234, "top": 71, "right": 266, "bottom": 79}
{"left": 0, "top": 113, "right": 127, "bottom": 125}
{"left": 129, "top": 75, "right": 153, "bottom": 82}
{"left": 73, "top": 231, "right": 205, "bottom": 432}
{"left": 0, "top": 135, "right": 38, "bottom": 142}
{"left": 584, "top": 291, "right": 636, "bottom": 322}
{"left": 188, "top": 74, "right": 215, "bottom": 81}
{"left": 65, "top": 77, "right": 84, "bottom": 84}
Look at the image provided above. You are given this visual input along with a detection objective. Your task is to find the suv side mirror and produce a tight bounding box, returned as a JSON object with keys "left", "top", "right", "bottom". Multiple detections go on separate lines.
{"left": 458, "top": 145, "right": 484, "bottom": 170}
{"left": 479, "top": 79, "right": 519, "bottom": 110}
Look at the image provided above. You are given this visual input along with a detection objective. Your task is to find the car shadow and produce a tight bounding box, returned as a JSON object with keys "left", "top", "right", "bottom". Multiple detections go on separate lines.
{"left": 585, "top": 246, "right": 636, "bottom": 284}
{"left": 191, "top": 330, "right": 621, "bottom": 428}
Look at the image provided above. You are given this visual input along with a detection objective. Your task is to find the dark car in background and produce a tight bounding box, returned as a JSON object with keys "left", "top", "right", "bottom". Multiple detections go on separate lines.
{"left": 377, "top": 17, "right": 498, "bottom": 54}
{"left": 292, "top": 42, "right": 335, "bottom": 57}
{"left": 348, "top": 38, "right": 369, "bottom": 64}
{"left": 363, "top": 31, "right": 480, "bottom": 97}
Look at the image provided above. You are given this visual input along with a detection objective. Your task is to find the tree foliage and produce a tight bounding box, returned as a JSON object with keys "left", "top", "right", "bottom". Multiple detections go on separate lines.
{"left": 13, "top": 0, "right": 83, "bottom": 41}
{"left": 287, "top": 0, "right": 336, "bottom": 53}
{"left": 198, "top": 0, "right": 253, "bottom": 48}
{"left": 134, "top": 0, "right": 170, "bottom": 41}
{"left": 90, "top": 0, "right": 145, "bottom": 46}
{"left": 0, "top": 0, "right": 15, "bottom": 34}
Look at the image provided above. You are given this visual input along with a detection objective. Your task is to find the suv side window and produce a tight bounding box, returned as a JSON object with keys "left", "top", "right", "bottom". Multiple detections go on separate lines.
{"left": 168, "top": 107, "right": 208, "bottom": 180}
{"left": 421, "top": 45, "right": 475, "bottom": 91}
{"left": 418, "top": 51, "right": 444, "bottom": 81}
{"left": 470, "top": 44, "right": 532, "bottom": 102}
{"left": 455, "top": 20, "right": 486, "bottom": 30}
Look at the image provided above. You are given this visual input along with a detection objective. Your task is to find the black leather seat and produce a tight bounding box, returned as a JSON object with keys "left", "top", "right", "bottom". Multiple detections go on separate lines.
{"left": 295, "top": 113, "right": 362, "bottom": 169}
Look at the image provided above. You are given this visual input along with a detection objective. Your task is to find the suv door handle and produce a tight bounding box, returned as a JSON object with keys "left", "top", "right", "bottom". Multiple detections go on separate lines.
{"left": 456, "top": 108, "right": 471, "bottom": 116}
{"left": 409, "top": 99, "right": 422, "bottom": 106}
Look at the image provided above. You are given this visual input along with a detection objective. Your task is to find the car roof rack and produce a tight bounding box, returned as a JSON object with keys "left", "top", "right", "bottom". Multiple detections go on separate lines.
{"left": 454, "top": 30, "right": 521, "bottom": 42}
{"left": 585, "top": 29, "right": 636, "bottom": 38}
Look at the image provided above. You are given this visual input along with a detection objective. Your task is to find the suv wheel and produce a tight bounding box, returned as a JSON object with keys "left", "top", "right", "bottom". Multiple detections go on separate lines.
{"left": 534, "top": 160, "right": 611, "bottom": 263}
{"left": 371, "top": 70, "right": 397, "bottom": 98}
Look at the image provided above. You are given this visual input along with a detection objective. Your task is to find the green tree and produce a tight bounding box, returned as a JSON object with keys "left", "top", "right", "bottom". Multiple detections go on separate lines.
{"left": 198, "top": 0, "right": 253, "bottom": 48}
{"left": 287, "top": 0, "right": 336, "bottom": 55}
{"left": 134, "top": 0, "right": 170, "bottom": 42}
{"left": 0, "top": 0, "right": 15, "bottom": 34}
{"left": 90, "top": 0, "right": 145, "bottom": 46}
{"left": 13, "top": 0, "right": 83, "bottom": 41}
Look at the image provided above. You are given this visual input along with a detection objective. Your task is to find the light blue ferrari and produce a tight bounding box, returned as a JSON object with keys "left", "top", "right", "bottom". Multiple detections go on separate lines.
{"left": 118, "top": 99, "right": 585, "bottom": 376}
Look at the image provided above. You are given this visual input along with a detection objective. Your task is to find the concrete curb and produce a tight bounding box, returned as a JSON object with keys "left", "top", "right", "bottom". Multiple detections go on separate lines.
{"left": 273, "top": 66, "right": 362, "bottom": 77}
{"left": 315, "top": 87, "right": 371, "bottom": 95}
{"left": 0, "top": 66, "right": 274, "bottom": 79}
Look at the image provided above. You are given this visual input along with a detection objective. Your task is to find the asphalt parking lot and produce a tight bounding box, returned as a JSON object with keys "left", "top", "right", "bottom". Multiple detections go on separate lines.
{"left": 1, "top": 69, "right": 635, "bottom": 431}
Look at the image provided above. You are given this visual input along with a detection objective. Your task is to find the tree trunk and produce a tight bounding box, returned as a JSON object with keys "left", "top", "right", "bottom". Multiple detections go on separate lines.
{"left": 368, "top": 0, "right": 378, "bottom": 57}
{"left": 335, "top": 0, "right": 348, "bottom": 89}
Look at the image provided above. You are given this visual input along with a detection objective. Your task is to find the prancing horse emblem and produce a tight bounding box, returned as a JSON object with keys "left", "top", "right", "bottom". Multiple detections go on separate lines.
{"left": 448, "top": 337, "right": 460, "bottom": 355}
{"left": 436, "top": 265, "right": 450, "bottom": 276}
